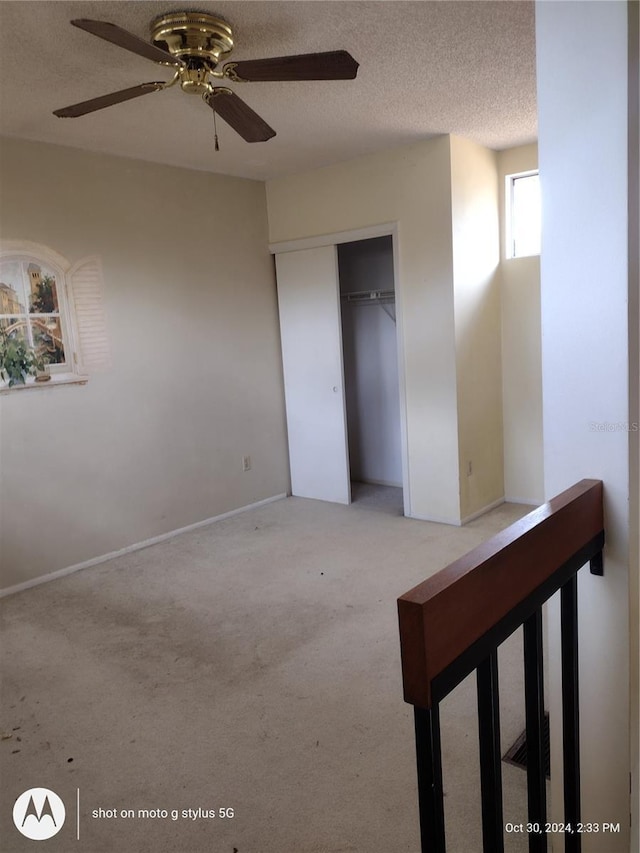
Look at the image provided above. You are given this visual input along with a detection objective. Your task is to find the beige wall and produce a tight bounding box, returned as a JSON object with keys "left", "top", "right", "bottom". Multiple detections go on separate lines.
{"left": 0, "top": 138, "right": 289, "bottom": 591}
{"left": 267, "top": 137, "right": 462, "bottom": 523}
{"left": 498, "top": 143, "right": 544, "bottom": 504}
{"left": 450, "top": 136, "right": 504, "bottom": 519}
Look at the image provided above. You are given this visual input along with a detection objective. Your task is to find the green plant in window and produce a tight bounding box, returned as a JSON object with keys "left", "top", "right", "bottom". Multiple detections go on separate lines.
{"left": 0, "top": 328, "right": 40, "bottom": 387}
{"left": 30, "top": 275, "right": 57, "bottom": 313}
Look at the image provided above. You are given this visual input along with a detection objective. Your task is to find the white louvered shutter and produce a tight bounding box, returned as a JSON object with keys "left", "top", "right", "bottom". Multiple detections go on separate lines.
{"left": 67, "top": 256, "right": 111, "bottom": 372}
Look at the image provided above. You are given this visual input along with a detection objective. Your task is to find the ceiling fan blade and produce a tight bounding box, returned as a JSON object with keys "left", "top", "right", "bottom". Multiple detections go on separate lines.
{"left": 71, "top": 19, "right": 182, "bottom": 66}
{"left": 224, "top": 50, "right": 359, "bottom": 82}
{"left": 53, "top": 82, "right": 165, "bottom": 118}
{"left": 207, "top": 89, "right": 276, "bottom": 143}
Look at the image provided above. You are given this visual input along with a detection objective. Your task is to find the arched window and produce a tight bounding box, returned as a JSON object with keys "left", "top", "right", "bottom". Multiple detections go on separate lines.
{"left": 0, "top": 241, "right": 110, "bottom": 390}
{"left": 1, "top": 254, "right": 71, "bottom": 375}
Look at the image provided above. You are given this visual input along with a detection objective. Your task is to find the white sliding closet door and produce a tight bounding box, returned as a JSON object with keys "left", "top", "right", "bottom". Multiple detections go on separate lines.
{"left": 275, "top": 246, "right": 351, "bottom": 505}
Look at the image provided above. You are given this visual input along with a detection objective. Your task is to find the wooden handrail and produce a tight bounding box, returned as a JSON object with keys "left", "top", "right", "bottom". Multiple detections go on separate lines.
{"left": 398, "top": 479, "right": 604, "bottom": 710}
{"left": 398, "top": 479, "right": 605, "bottom": 853}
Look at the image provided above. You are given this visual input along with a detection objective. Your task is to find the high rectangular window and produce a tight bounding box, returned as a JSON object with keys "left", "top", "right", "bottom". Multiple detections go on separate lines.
{"left": 506, "top": 171, "right": 541, "bottom": 259}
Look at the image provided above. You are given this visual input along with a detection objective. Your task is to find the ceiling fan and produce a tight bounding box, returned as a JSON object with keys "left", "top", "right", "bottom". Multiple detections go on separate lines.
{"left": 53, "top": 11, "right": 359, "bottom": 145}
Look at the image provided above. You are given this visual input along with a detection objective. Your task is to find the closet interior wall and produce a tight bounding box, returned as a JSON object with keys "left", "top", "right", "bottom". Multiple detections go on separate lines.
{"left": 337, "top": 237, "right": 402, "bottom": 488}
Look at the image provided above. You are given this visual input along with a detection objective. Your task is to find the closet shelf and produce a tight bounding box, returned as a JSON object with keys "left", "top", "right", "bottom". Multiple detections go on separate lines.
{"left": 342, "top": 289, "right": 395, "bottom": 304}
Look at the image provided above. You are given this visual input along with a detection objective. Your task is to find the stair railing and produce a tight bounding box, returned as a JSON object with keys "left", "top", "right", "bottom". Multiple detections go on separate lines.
{"left": 397, "top": 479, "right": 604, "bottom": 853}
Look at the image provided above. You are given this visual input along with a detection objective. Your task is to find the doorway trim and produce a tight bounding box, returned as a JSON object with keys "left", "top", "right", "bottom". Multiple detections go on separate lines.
{"left": 270, "top": 221, "right": 411, "bottom": 517}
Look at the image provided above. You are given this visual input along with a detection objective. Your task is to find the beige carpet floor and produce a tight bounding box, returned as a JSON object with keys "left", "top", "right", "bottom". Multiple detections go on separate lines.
{"left": 1, "top": 488, "right": 538, "bottom": 852}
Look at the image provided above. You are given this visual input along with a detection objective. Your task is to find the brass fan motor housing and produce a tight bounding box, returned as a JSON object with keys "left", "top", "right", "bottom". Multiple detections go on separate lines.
{"left": 150, "top": 12, "right": 234, "bottom": 68}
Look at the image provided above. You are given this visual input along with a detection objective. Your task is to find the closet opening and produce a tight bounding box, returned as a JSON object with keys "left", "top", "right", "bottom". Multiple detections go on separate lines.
{"left": 337, "top": 236, "right": 404, "bottom": 516}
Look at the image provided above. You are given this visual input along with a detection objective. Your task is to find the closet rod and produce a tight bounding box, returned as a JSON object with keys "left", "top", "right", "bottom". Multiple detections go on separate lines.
{"left": 342, "top": 289, "right": 395, "bottom": 304}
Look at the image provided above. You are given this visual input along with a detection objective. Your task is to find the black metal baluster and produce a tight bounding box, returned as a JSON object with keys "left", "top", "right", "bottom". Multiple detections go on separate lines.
{"left": 561, "top": 575, "right": 581, "bottom": 853}
{"left": 477, "top": 650, "right": 504, "bottom": 853}
{"left": 523, "top": 609, "right": 547, "bottom": 852}
{"left": 414, "top": 705, "right": 446, "bottom": 853}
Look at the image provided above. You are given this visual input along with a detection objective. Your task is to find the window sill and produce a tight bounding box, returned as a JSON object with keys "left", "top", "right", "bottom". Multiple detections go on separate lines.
{"left": 0, "top": 372, "right": 89, "bottom": 395}
{"left": 505, "top": 252, "right": 541, "bottom": 261}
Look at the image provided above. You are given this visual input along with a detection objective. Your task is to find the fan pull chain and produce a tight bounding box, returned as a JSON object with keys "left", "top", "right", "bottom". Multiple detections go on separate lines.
{"left": 212, "top": 103, "right": 220, "bottom": 152}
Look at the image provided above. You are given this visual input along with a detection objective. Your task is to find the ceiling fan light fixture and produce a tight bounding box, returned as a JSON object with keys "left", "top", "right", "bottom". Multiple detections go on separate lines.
{"left": 178, "top": 64, "right": 211, "bottom": 95}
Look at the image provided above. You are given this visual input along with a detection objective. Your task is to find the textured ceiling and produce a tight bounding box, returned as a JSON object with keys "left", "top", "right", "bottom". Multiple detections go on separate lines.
{"left": 0, "top": 1, "right": 537, "bottom": 180}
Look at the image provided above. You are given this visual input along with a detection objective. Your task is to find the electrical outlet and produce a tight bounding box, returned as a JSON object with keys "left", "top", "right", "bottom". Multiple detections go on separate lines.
{"left": 467, "top": 460, "right": 473, "bottom": 477}
{"left": 242, "top": 455, "right": 251, "bottom": 472}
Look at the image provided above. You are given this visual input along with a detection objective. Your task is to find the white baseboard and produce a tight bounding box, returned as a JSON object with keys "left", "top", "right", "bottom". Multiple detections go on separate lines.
{"left": 407, "top": 511, "right": 463, "bottom": 526}
{"left": 393, "top": 496, "right": 509, "bottom": 527}
{"left": 357, "top": 478, "right": 403, "bottom": 488}
{"left": 504, "top": 496, "right": 539, "bottom": 506}
{"left": 461, "top": 496, "right": 506, "bottom": 525}
{"left": 0, "top": 493, "right": 287, "bottom": 599}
